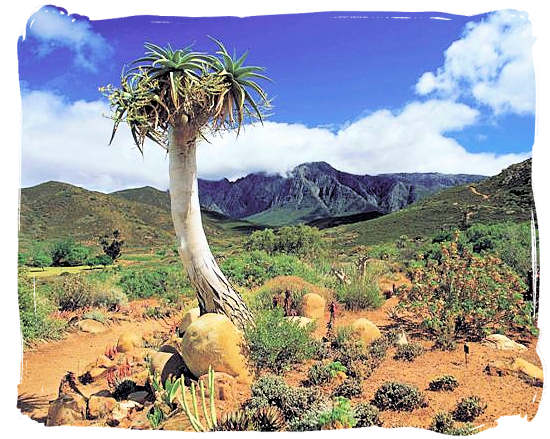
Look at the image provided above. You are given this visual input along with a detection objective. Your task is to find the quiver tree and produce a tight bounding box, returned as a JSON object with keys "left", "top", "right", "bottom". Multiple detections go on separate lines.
{"left": 102, "top": 40, "right": 271, "bottom": 329}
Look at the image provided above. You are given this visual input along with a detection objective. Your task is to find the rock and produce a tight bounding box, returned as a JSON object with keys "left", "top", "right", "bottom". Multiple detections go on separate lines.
{"left": 47, "top": 372, "right": 88, "bottom": 426}
{"left": 485, "top": 358, "right": 543, "bottom": 386}
{"left": 285, "top": 316, "right": 315, "bottom": 328}
{"left": 482, "top": 334, "right": 527, "bottom": 351}
{"left": 179, "top": 307, "right": 200, "bottom": 335}
{"left": 127, "top": 391, "right": 150, "bottom": 404}
{"left": 88, "top": 367, "right": 108, "bottom": 380}
{"left": 179, "top": 313, "right": 251, "bottom": 383}
{"left": 161, "top": 412, "right": 194, "bottom": 431}
{"left": 117, "top": 332, "right": 143, "bottom": 353}
{"left": 76, "top": 319, "right": 107, "bottom": 334}
{"left": 88, "top": 395, "right": 117, "bottom": 419}
{"left": 300, "top": 293, "right": 326, "bottom": 320}
{"left": 395, "top": 330, "right": 408, "bottom": 346}
{"left": 198, "top": 372, "right": 236, "bottom": 401}
{"left": 110, "top": 401, "right": 142, "bottom": 423}
{"left": 150, "top": 351, "right": 186, "bottom": 383}
{"left": 351, "top": 318, "right": 381, "bottom": 346}
{"left": 130, "top": 369, "right": 150, "bottom": 387}
{"left": 159, "top": 344, "right": 179, "bottom": 355}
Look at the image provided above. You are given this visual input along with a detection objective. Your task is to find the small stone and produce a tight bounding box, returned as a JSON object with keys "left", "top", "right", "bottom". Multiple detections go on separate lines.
{"left": 395, "top": 331, "right": 408, "bottom": 346}
{"left": 88, "top": 395, "right": 117, "bottom": 420}
{"left": 117, "top": 332, "right": 143, "bottom": 353}
{"left": 300, "top": 293, "right": 326, "bottom": 320}
{"left": 482, "top": 334, "right": 527, "bottom": 351}
{"left": 76, "top": 319, "right": 107, "bottom": 334}
{"left": 351, "top": 318, "right": 381, "bottom": 345}
{"left": 127, "top": 391, "right": 150, "bottom": 404}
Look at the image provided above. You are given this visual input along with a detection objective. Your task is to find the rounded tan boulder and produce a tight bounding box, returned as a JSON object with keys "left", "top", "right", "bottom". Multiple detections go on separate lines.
{"left": 351, "top": 318, "right": 381, "bottom": 346}
{"left": 178, "top": 313, "right": 250, "bottom": 383}
{"left": 150, "top": 350, "right": 186, "bottom": 383}
{"left": 117, "top": 332, "right": 143, "bottom": 353}
{"left": 300, "top": 293, "right": 326, "bottom": 320}
{"left": 178, "top": 307, "right": 200, "bottom": 335}
{"left": 76, "top": 319, "right": 106, "bottom": 334}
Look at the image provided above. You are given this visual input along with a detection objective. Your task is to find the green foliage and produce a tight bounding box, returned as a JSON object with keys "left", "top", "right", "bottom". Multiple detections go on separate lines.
{"left": 118, "top": 266, "right": 192, "bottom": 300}
{"left": 429, "top": 375, "right": 459, "bottom": 392}
{"left": 249, "top": 406, "right": 286, "bottom": 432}
{"left": 429, "top": 412, "right": 476, "bottom": 435}
{"left": 400, "top": 233, "right": 532, "bottom": 341}
{"left": 353, "top": 402, "right": 382, "bottom": 427}
{"left": 53, "top": 274, "right": 95, "bottom": 311}
{"left": 306, "top": 361, "right": 348, "bottom": 386}
{"left": 87, "top": 254, "right": 113, "bottom": 268}
{"left": 246, "top": 375, "right": 326, "bottom": 422}
{"left": 393, "top": 342, "right": 424, "bottom": 362}
{"left": 28, "top": 246, "right": 53, "bottom": 270}
{"left": 51, "top": 238, "right": 92, "bottom": 267}
{"left": 18, "top": 274, "right": 66, "bottom": 345}
{"left": 452, "top": 396, "right": 487, "bottom": 422}
{"left": 147, "top": 406, "right": 165, "bottom": 429}
{"left": 244, "top": 308, "right": 319, "bottom": 373}
{"left": 367, "top": 243, "right": 399, "bottom": 260}
{"left": 245, "top": 225, "right": 325, "bottom": 258}
{"left": 317, "top": 397, "right": 357, "bottom": 429}
{"left": 335, "top": 274, "right": 383, "bottom": 311}
{"left": 372, "top": 382, "right": 427, "bottom": 412}
{"left": 221, "top": 250, "right": 320, "bottom": 289}
{"left": 332, "top": 379, "right": 362, "bottom": 399}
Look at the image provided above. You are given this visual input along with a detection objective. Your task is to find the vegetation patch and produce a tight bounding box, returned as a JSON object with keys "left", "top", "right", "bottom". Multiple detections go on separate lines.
{"left": 429, "top": 375, "right": 459, "bottom": 392}
{"left": 393, "top": 342, "right": 424, "bottom": 362}
{"left": 372, "top": 382, "right": 427, "bottom": 411}
{"left": 452, "top": 396, "right": 487, "bottom": 422}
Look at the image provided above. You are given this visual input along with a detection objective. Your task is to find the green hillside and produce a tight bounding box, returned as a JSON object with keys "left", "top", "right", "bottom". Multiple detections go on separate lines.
{"left": 19, "top": 181, "right": 256, "bottom": 251}
{"left": 325, "top": 158, "right": 534, "bottom": 247}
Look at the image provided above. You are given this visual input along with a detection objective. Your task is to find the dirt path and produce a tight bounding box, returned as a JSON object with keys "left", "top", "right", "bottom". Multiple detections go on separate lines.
{"left": 17, "top": 318, "right": 173, "bottom": 423}
{"left": 469, "top": 185, "right": 490, "bottom": 200}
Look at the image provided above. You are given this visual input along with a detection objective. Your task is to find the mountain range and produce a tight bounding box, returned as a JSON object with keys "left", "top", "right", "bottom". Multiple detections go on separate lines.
{"left": 116, "top": 162, "right": 485, "bottom": 226}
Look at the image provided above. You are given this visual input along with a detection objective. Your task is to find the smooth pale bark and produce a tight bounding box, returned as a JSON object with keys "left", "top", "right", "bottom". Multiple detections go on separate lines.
{"left": 168, "top": 124, "right": 253, "bottom": 329}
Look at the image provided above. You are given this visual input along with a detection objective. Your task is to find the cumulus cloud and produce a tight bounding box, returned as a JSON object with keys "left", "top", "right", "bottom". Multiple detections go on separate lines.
{"left": 21, "top": 91, "right": 529, "bottom": 193}
{"left": 26, "top": 5, "right": 113, "bottom": 72}
{"left": 416, "top": 10, "right": 535, "bottom": 115}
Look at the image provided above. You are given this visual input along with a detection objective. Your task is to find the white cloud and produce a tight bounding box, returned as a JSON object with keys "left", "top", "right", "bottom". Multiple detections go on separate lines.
{"left": 416, "top": 10, "right": 535, "bottom": 115}
{"left": 26, "top": 6, "right": 113, "bottom": 72}
{"left": 21, "top": 91, "right": 529, "bottom": 193}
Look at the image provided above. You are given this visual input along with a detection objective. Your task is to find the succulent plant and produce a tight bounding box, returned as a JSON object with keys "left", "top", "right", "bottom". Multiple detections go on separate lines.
{"left": 216, "top": 410, "right": 254, "bottom": 431}
{"left": 251, "top": 406, "right": 286, "bottom": 431}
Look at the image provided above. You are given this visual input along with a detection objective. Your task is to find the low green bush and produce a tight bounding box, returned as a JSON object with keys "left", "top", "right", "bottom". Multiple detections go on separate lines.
{"left": 244, "top": 225, "right": 325, "bottom": 258}
{"left": 82, "top": 310, "right": 107, "bottom": 323}
{"left": 53, "top": 274, "right": 95, "bottom": 311}
{"left": 332, "top": 379, "right": 362, "bottom": 399}
{"left": 244, "top": 308, "right": 319, "bottom": 373}
{"left": 452, "top": 396, "right": 486, "bottom": 422}
{"left": 430, "top": 411, "right": 476, "bottom": 435}
{"left": 221, "top": 250, "right": 320, "bottom": 289}
{"left": 429, "top": 375, "right": 459, "bottom": 392}
{"left": 335, "top": 275, "right": 383, "bottom": 311}
{"left": 372, "top": 382, "right": 427, "bottom": 411}
{"left": 393, "top": 342, "right": 424, "bottom": 362}
{"left": 18, "top": 273, "right": 66, "bottom": 345}
{"left": 317, "top": 397, "right": 357, "bottom": 429}
{"left": 354, "top": 402, "right": 382, "bottom": 427}
{"left": 118, "top": 266, "right": 192, "bottom": 300}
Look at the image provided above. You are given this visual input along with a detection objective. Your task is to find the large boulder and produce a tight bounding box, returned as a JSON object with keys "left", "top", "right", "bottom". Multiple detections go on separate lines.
{"left": 178, "top": 313, "right": 250, "bottom": 383}
{"left": 117, "top": 332, "right": 143, "bottom": 353}
{"left": 47, "top": 394, "right": 87, "bottom": 426}
{"left": 150, "top": 351, "right": 186, "bottom": 383}
{"left": 300, "top": 293, "right": 326, "bottom": 320}
{"left": 482, "top": 334, "right": 527, "bottom": 351}
{"left": 76, "top": 319, "right": 107, "bottom": 334}
{"left": 178, "top": 307, "right": 201, "bottom": 335}
{"left": 351, "top": 318, "right": 381, "bottom": 346}
{"left": 485, "top": 358, "right": 543, "bottom": 386}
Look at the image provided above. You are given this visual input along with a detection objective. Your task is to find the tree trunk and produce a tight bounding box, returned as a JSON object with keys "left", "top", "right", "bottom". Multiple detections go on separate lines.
{"left": 168, "top": 124, "right": 253, "bottom": 330}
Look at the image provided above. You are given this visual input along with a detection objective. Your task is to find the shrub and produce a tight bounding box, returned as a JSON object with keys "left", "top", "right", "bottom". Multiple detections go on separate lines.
{"left": 452, "top": 396, "right": 486, "bottom": 422}
{"left": 87, "top": 254, "right": 113, "bottom": 268}
{"left": 393, "top": 342, "right": 424, "bottom": 362}
{"left": 244, "top": 308, "right": 319, "bottom": 373}
{"left": 332, "top": 379, "right": 362, "bottom": 398}
{"left": 353, "top": 402, "right": 382, "bottom": 427}
{"left": 221, "top": 250, "right": 320, "bottom": 289}
{"left": 252, "top": 275, "right": 333, "bottom": 313}
{"left": 118, "top": 266, "right": 191, "bottom": 300}
{"left": 306, "top": 362, "right": 333, "bottom": 386}
{"left": 53, "top": 274, "right": 95, "bottom": 311}
{"left": 429, "top": 375, "right": 459, "bottom": 392}
{"left": 400, "top": 232, "right": 532, "bottom": 341}
{"left": 330, "top": 326, "right": 367, "bottom": 368}
{"left": 317, "top": 397, "right": 357, "bottom": 429}
{"left": 372, "top": 382, "right": 427, "bottom": 411}
{"left": 367, "top": 243, "right": 399, "bottom": 260}
{"left": 335, "top": 275, "right": 383, "bottom": 311}
{"left": 91, "top": 288, "right": 128, "bottom": 310}
{"left": 429, "top": 412, "right": 476, "bottom": 435}
{"left": 246, "top": 375, "right": 326, "bottom": 422}
{"left": 29, "top": 248, "right": 53, "bottom": 270}
{"left": 18, "top": 273, "right": 66, "bottom": 345}
{"left": 245, "top": 225, "right": 325, "bottom": 258}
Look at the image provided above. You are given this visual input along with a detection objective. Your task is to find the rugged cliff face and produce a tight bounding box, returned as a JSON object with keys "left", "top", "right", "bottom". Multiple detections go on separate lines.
{"left": 198, "top": 161, "right": 485, "bottom": 224}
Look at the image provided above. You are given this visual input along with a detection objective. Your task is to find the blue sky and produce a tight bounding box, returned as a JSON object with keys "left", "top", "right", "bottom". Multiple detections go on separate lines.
{"left": 18, "top": 6, "right": 535, "bottom": 191}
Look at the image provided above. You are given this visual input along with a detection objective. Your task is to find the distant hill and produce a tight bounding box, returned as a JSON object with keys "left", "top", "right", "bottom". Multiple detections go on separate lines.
{"left": 19, "top": 182, "right": 256, "bottom": 250}
{"left": 325, "top": 158, "right": 534, "bottom": 247}
{"left": 197, "top": 162, "right": 485, "bottom": 226}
